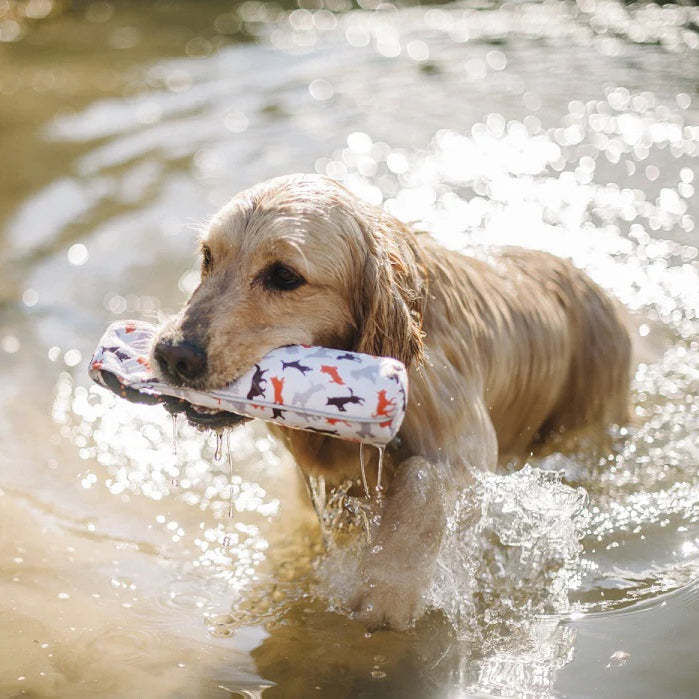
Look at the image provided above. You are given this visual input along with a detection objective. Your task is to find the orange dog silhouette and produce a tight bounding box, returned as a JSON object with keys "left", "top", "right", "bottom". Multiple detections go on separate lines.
{"left": 326, "top": 417, "right": 352, "bottom": 427}
{"left": 320, "top": 365, "right": 345, "bottom": 385}
{"left": 372, "top": 389, "right": 396, "bottom": 418}
{"left": 271, "top": 376, "right": 285, "bottom": 404}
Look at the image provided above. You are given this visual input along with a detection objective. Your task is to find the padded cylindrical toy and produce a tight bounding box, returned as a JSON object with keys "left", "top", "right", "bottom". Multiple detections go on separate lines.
{"left": 89, "top": 321, "right": 408, "bottom": 446}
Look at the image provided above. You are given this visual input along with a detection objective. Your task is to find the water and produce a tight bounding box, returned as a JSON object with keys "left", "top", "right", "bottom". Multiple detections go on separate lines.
{"left": 360, "top": 442, "right": 370, "bottom": 497}
{"left": 1, "top": 0, "right": 698, "bottom": 696}
{"left": 214, "top": 431, "right": 224, "bottom": 462}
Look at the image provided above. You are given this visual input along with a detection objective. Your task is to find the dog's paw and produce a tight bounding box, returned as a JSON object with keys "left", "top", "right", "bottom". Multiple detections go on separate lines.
{"left": 350, "top": 578, "right": 423, "bottom": 631}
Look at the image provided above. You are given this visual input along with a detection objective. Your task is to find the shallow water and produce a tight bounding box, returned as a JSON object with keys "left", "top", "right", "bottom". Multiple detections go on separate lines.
{"left": 1, "top": 1, "right": 698, "bottom": 696}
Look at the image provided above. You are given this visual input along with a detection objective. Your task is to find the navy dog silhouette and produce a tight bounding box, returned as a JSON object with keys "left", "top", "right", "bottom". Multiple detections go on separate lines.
{"left": 281, "top": 360, "right": 312, "bottom": 375}
{"left": 246, "top": 364, "right": 268, "bottom": 401}
{"left": 326, "top": 388, "right": 365, "bottom": 413}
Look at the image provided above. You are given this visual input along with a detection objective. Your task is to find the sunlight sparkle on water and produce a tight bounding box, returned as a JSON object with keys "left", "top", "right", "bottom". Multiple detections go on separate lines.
{"left": 52, "top": 373, "right": 281, "bottom": 593}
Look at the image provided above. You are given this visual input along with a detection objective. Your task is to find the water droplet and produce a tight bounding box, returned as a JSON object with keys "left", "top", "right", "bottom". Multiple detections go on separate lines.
{"left": 606, "top": 650, "right": 630, "bottom": 668}
{"left": 214, "top": 431, "right": 223, "bottom": 461}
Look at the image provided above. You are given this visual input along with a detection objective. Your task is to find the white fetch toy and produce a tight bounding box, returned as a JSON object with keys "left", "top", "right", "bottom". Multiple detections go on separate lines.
{"left": 89, "top": 320, "right": 408, "bottom": 446}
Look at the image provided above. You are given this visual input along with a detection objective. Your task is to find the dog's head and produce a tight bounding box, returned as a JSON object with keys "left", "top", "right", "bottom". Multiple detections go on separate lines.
{"left": 152, "top": 174, "right": 425, "bottom": 396}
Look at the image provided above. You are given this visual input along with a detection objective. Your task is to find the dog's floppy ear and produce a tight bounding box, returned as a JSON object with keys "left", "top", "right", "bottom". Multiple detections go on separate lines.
{"left": 354, "top": 215, "right": 426, "bottom": 368}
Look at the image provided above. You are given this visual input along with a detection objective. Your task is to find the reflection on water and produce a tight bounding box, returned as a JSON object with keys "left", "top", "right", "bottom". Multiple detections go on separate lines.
{"left": 1, "top": 0, "right": 698, "bottom": 697}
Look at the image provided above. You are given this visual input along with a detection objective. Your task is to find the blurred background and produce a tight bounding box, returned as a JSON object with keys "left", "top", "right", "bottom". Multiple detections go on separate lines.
{"left": 0, "top": 0, "right": 698, "bottom": 697}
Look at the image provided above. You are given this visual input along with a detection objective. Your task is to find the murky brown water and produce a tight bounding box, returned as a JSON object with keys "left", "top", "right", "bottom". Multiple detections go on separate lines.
{"left": 1, "top": 1, "right": 698, "bottom": 697}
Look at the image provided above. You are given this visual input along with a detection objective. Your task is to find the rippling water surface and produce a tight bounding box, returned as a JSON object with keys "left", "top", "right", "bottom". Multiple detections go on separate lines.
{"left": 1, "top": 1, "right": 698, "bottom": 697}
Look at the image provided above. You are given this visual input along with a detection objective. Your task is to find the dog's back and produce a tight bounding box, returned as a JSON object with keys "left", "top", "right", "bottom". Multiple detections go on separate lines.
{"left": 415, "top": 241, "right": 631, "bottom": 461}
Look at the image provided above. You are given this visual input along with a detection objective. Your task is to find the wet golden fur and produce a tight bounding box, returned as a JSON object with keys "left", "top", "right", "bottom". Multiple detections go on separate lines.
{"left": 154, "top": 173, "right": 631, "bottom": 629}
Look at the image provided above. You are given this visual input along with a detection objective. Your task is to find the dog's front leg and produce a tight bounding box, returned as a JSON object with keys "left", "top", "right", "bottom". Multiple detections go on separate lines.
{"left": 350, "top": 381, "right": 498, "bottom": 630}
{"left": 350, "top": 455, "right": 449, "bottom": 631}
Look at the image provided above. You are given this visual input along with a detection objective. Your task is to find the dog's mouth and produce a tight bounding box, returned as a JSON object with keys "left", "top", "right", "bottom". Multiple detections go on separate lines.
{"left": 149, "top": 340, "right": 251, "bottom": 430}
{"left": 151, "top": 368, "right": 249, "bottom": 431}
{"left": 164, "top": 399, "right": 251, "bottom": 431}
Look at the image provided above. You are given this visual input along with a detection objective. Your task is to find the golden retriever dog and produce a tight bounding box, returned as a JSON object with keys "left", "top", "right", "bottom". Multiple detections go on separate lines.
{"left": 152, "top": 173, "right": 631, "bottom": 630}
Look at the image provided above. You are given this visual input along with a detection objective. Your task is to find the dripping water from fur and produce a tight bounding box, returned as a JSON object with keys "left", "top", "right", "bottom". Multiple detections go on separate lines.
{"left": 170, "top": 413, "right": 179, "bottom": 487}
{"left": 214, "top": 431, "right": 223, "bottom": 461}
{"left": 376, "top": 446, "right": 385, "bottom": 499}
{"left": 359, "top": 443, "right": 386, "bottom": 499}
{"left": 171, "top": 413, "right": 178, "bottom": 456}
{"left": 315, "top": 464, "right": 589, "bottom": 647}
{"left": 359, "top": 443, "right": 369, "bottom": 498}
{"left": 226, "top": 430, "right": 234, "bottom": 519}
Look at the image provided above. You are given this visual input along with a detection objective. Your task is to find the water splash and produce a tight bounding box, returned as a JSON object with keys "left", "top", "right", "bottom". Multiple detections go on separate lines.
{"left": 306, "top": 474, "right": 380, "bottom": 549}
{"left": 423, "top": 466, "right": 588, "bottom": 646}
{"left": 307, "top": 474, "right": 328, "bottom": 545}
{"left": 306, "top": 471, "right": 382, "bottom": 549}
{"left": 312, "top": 461, "right": 588, "bottom": 677}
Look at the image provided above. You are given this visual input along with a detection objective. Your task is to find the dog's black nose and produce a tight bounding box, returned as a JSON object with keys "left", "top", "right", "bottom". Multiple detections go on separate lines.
{"left": 154, "top": 339, "right": 207, "bottom": 384}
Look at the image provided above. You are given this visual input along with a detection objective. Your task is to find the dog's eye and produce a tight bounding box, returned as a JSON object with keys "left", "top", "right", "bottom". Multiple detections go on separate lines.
{"left": 201, "top": 245, "right": 213, "bottom": 275}
{"left": 265, "top": 263, "right": 305, "bottom": 292}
